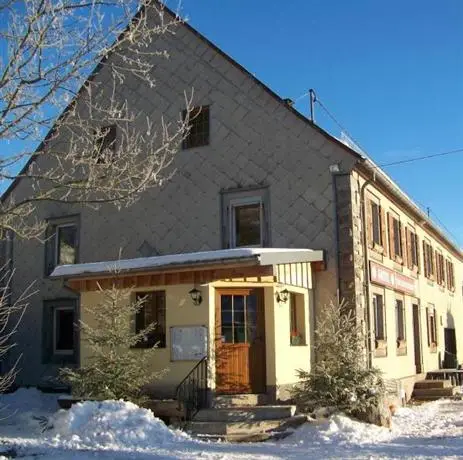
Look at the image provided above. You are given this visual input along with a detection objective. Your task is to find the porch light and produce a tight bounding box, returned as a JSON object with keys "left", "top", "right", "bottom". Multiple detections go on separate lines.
{"left": 189, "top": 287, "right": 203, "bottom": 306}
{"left": 277, "top": 288, "right": 289, "bottom": 304}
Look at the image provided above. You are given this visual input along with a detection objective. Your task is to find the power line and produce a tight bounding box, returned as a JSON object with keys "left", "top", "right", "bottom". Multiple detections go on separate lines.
{"left": 314, "top": 95, "right": 368, "bottom": 155}
{"left": 378, "top": 148, "right": 463, "bottom": 168}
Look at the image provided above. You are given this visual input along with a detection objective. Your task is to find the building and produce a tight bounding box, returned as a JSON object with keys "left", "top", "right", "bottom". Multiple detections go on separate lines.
{"left": 3, "top": 5, "right": 461, "bottom": 402}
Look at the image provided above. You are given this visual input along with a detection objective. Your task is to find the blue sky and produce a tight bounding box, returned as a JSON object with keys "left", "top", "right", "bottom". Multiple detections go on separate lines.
{"left": 172, "top": 0, "right": 463, "bottom": 246}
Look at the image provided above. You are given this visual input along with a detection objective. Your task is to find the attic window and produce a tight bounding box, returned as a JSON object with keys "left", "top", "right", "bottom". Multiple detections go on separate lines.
{"left": 182, "top": 106, "right": 210, "bottom": 149}
{"left": 93, "top": 125, "right": 116, "bottom": 163}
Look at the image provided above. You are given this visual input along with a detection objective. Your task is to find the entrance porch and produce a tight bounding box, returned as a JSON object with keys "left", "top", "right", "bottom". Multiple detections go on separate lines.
{"left": 52, "top": 248, "right": 324, "bottom": 406}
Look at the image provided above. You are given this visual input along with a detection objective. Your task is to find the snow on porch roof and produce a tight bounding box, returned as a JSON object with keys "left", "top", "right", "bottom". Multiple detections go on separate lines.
{"left": 50, "top": 248, "right": 324, "bottom": 279}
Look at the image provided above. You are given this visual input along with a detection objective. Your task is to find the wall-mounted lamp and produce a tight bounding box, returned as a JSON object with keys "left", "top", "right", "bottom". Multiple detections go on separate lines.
{"left": 189, "top": 287, "right": 203, "bottom": 306}
{"left": 276, "top": 288, "right": 290, "bottom": 304}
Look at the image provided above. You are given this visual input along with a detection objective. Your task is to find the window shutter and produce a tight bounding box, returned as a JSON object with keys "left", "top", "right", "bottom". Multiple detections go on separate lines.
{"left": 405, "top": 228, "right": 411, "bottom": 269}
{"left": 44, "top": 224, "right": 56, "bottom": 276}
{"left": 431, "top": 248, "right": 436, "bottom": 280}
{"left": 400, "top": 223, "right": 406, "bottom": 265}
{"left": 366, "top": 200, "right": 374, "bottom": 248}
{"left": 434, "top": 308, "right": 438, "bottom": 345}
{"left": 380, "top": 207, "right": 387, "bottom": 251}
{"left": 415, "top": 235, "right": 420, "bottom": 273}
{"left": 422, "top": 241, "right": 428, "bottom": 277}
{"left": 388, "top": 213, "right": 394, "bottom": 259}
{"left": 426, "top": 307, "right": 431, "bottom": 346}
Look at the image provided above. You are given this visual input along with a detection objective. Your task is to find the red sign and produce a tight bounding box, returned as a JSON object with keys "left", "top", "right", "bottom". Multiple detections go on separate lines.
{"left": 370, "top": 261, "right": 416, "bottom": 295}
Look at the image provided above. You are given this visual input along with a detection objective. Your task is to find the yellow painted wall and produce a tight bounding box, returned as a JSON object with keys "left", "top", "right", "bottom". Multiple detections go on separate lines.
{"left": 353, "top": 170, "right": 463, "bottom": 383}
{"left": 80, "top": 271, "right": 314, "bottom": 398}
{"left": 80, "top": 284, "right": 211, "bottom": 398}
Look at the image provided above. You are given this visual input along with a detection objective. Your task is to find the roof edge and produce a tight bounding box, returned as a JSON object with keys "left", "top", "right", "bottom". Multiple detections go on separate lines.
{"left": 356, "top": 159, "right": 462, "bottom": 260}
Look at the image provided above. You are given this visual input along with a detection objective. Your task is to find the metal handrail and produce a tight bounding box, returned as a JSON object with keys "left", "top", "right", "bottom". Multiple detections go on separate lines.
{"left": 175, "top": 356, "right": 208, "bottom": 421}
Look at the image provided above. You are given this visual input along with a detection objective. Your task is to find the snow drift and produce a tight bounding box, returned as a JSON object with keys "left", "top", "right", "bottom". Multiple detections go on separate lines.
{"left": 50, "top": 400, "right": 189, "bottom": 448}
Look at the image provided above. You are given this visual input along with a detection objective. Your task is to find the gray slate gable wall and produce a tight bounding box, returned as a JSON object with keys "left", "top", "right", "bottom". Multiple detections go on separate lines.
{"left": 8, "top": 13, "right": 358, "bottom": 385}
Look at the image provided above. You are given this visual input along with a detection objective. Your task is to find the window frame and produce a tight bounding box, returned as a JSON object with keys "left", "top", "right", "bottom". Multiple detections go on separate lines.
{"left": 93, "top": 124, "right": 117, "bottom": 163}
{"left": 133, "top": 290, "right": 166, "bottom": 349}
{"left": 371, "top": 201, "right": 382, "bottom": 247}
{"left": 42, "top": 298, "right": 78, "bottom": 365}
{"left": 289, "top": 293, "right": 306, "bottom": 346}
{"left": 53, "top": 306, "right": 75, "bottom": 355}
{"left": 408, "top": 228, "right": 419, "bottom": 270}
{"left": 230, "top": 197, "right": 263, "bottom": 248}
{"left": 182, "top": 105, "right": 210, "bottom": 150}
{"left": 373, "top": 293, "right": 386, "bottom": 342}
{"left": 44, "top": 215, "right": 80, "bottom": 276}
{"left": 423, "top": 239, "right": 434, "bottom": 280}
{"left": 395, "top": 299, "right": 406, "bottom": 342}
{"left": 55, "top": 223, "right": 78, "bottom": 266}
{"left": 221, "top": 187, "right": 270, "bottom": 249}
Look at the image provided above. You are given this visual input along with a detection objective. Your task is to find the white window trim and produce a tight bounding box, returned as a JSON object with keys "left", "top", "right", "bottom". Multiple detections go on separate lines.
{"left": 53, "top": 306, "right": 74, "bottom": 355}
{"left": 55, "top": 223, "right": 77, "bottom": 266}
{"left": 229, "top": 196, "right": 263, "bottom": 248}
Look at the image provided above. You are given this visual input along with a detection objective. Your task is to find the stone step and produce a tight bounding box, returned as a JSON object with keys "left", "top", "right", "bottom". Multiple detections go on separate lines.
{"left": 213, "top": 393, "right": 268, "bottom": 408}
{"left": 412, "top": 387, "right": 458, "bottom": 400}
{"left": 414, "top": 380, "right": 452, "bottom": 390}
{"left": 187, "top": 414, "right": 307, "bottom": 436}
{"left": 194, "top": 430, "right": 293, "bottom": 443}
{"left": 194, "top": 405, "right": 296, "bottom": 422}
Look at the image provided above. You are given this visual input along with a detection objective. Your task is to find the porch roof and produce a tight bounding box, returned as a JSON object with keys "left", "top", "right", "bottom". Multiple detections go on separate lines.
{"left": 50, "top": 247, "right": 324, "bottom": 280}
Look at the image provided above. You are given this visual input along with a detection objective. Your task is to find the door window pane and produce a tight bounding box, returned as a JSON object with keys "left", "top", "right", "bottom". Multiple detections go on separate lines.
{"left": 220, "top": 293, "right": 259, "bottom": 344}
{"left": 234, "top": 204, "right": 261, "bottom": 247}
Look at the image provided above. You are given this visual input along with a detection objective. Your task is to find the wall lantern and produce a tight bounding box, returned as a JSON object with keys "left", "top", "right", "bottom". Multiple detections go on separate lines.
{"left": 277, "top": 288, "right": 290, "bottom": 304}
{"left": 189, "top": 287, "right": 203, "bottom": 306}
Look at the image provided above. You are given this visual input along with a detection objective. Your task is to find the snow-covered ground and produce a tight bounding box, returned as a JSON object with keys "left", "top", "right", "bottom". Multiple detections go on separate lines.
{"left": 1, "top": 389, "right": 463, "bottom": 459}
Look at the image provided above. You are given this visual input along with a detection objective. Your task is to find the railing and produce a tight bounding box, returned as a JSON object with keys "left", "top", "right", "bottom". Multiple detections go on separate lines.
{"left": 426, "top": 369, "right": 463, "bottom": 386}
{"left": 175, "top": 356, "right": 208, "bottom": 421}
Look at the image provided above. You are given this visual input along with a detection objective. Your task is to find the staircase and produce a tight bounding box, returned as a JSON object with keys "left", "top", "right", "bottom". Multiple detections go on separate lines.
{"left": 184, "top": 394, "right": 307, "bottom": 442}
{"left": 412, "top": 379, "right": 460, "bottom": 401}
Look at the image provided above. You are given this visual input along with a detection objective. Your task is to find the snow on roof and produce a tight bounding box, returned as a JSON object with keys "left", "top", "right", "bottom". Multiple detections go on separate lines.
{"left": 50, "top": 248, "right": 324, "bottom": 279}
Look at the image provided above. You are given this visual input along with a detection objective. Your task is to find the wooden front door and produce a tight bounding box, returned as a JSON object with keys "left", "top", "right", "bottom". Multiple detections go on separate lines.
{"left": 215, "top": 289, "right": 266, "bottom": 394}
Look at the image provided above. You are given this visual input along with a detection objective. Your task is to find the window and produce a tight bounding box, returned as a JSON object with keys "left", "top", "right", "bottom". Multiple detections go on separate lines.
{"left": 406, "top": 229, "right": 419, "bottom": 270}
{"left": 42, "top": 299, "right": 77, "bottom": 364}
{"left": 221, "top": 187, "right": 270, "bottom": 248}
{"left": 423, "top": 240, "right": 434, "bottom": 280}
{"left": 392, "top": 217, "right": 402, "bottom": 258}
{"left": 435, "top": 251, "right": 445, "bottom": 286}
{"left": 220, "top": 290, "right": 260, "bottom": 344}
{"left": 373, "top": 293, "right": 386, "bottom": 341}
{"left": 395, "top": 299, "right": 406, "bottom": 342}
{"left": 446, "top": 259, "right": 455, "bottom": 291}
{"left": 93, "top": 125, "right": 116, "bottom": 163}
{"left": 134, "top": 291, "right": 166, "bottom": 348}
{"left": 56, "top": 225, "right": 77, "bottom": 266}
{"left": 426, "top": 306, "right": 438, "bottom": 347}
{"left": 289, "top": 293, "right": 306, "bottom": 346}
{"left": 53, "top": 307, "right": 75, "bottom": 354}
{"left": 387, "top": 212, "right": 403, "bottom": 261}
{"left": 182, "top": 106, "right": 210, "bottom": 149}
{"left": 45, "top": 217, "right": 79, "bottom": 275}
{"left": 371, "top": 202, "right": 382, "bottom": 246}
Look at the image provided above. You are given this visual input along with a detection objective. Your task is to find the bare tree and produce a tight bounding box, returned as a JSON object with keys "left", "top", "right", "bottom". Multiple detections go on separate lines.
{"left": 0, "top": 0, "right": 194, "bottom": 391}
{"left": 0, "top": 265, "right": 36, "bottom": 393}
{"left": 0, "top": 0, "right": 193, "bottom": 238}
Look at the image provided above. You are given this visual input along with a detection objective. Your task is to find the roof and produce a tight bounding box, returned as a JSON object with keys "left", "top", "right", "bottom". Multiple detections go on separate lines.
{"left": 2, "top": 2, "right": 460, "bottom": 258}
{"left": 50, "top": 248, "right": 324, "bottom": 279}
{"left": 357, "top": 157, "right": 462, "bottom": 260}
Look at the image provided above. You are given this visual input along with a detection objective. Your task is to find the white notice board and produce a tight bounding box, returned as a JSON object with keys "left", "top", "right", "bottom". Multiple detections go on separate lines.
{"left": 170, "top": 326, "right": 208, "bottom": 361}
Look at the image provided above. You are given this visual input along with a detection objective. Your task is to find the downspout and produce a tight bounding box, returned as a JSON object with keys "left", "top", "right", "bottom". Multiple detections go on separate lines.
{"left": 360, "top": 176, "right": 374, "bottom": 368}
{"left": 332, "top": 171, "right": 351, "bottom": 303}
